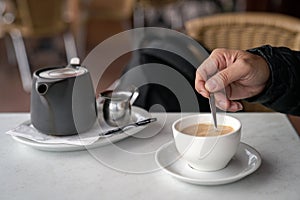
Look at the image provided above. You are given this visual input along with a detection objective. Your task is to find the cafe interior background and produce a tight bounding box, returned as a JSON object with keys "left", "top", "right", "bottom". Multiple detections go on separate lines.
{"left": 1, "top": 0, "right": 300, "bottom": 134}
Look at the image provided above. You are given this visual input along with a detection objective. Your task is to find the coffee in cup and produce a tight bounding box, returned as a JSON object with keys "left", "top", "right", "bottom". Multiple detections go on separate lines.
{"left": 172, "top": 114, "right": 241, "bottom": 171}
{"left": 181, "top": 124, "right": 234, "bottom": 137}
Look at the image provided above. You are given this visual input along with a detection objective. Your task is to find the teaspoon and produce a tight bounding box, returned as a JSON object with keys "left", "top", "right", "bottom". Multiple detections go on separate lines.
{"left": 209, "top": 93, "right": 218, "bottom": 130}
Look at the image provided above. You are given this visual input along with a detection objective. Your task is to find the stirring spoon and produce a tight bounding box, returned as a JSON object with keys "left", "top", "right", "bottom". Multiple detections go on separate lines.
{"left": 209, "top": 93, "right": 218, "bottom": 130}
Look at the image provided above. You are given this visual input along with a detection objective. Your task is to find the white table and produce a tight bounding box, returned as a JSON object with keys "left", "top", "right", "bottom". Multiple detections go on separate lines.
{"left": 0, "top": 112, "right": 300, "bottom": 200}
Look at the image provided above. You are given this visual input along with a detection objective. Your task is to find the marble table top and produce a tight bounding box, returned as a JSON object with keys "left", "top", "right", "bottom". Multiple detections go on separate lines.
{"left": 0, "top": 112, "right": 299, "bottom": 200}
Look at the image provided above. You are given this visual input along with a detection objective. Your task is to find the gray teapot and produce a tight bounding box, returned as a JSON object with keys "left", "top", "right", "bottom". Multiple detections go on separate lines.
{"left": 30, "top": 58, "right": 97, "bottom": 136}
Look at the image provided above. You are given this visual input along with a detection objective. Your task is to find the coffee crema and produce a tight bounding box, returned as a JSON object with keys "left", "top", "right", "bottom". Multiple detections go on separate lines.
{"left": 181, "top": 123, "right": 234, "bottom": 137}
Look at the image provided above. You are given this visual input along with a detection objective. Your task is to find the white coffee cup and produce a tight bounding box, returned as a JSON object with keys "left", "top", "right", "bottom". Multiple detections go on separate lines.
{"left": 172, "top": 114, "right": 241, "bottom": 171}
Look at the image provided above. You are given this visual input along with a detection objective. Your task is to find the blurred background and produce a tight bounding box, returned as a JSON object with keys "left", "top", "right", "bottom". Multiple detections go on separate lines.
{"left": 1, "top": 0, "right": 300, "bottom": 112}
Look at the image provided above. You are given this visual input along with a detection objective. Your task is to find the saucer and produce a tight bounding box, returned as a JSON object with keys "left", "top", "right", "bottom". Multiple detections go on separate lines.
{"left": 10, "top": 106, "right": 151, "bottom": 152}
{"left": 155, "top": 141, "right": 262, "bottom": 185}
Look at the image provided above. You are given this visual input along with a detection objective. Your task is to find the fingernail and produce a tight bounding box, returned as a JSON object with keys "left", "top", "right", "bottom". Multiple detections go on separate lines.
{"left": 237, "top": 103, "right": 243, "bottom": 111}
{"left": 205, "top": 79, "right": 217, "bottom": 92}
{"left": 199, "top": 91, "right": 209, "bottom": 98}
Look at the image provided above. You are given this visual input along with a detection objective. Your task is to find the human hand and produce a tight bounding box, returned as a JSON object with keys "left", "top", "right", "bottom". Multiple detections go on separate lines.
{"left": 195, "top": 48, "right": 270, "bottom": 112}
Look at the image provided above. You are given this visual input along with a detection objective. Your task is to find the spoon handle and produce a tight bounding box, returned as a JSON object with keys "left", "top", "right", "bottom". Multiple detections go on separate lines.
{"left": 100, "top": 118, "right": 157, "bottom": 136}
{"left": 209, "top": 93, "right": 218, "bottom": 129}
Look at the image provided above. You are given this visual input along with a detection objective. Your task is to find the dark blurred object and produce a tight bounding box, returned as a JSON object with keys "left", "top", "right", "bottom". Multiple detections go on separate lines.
{"left": 119, "top": 34, "right": 210, "bottom": 112}
{"left": 133, "top": 0, "right": 239, "bottom": 29}
{"left": 0, "top": 0, "right": 77, "bottom": 92}
{"left": 245, "top": 0, "right": 300, "bottom": 18}
{"left": 137, "top": 0, "right": 178, "bottom": 8}
{"left": 75, "top": 0, "right": 135, "bottom": 55}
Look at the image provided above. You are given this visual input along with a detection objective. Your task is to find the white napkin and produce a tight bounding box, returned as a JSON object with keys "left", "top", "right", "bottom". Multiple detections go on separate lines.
{"left": 6, "top": 114, "right": 147, "bottom": 146}
{"left": 6, "top": 122, "right": 99, "bottom": 145}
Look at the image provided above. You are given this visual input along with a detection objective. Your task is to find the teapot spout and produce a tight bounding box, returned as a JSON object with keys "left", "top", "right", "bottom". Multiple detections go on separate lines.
{"left": 36, "top": 83, "right": 49, "bottom": 96}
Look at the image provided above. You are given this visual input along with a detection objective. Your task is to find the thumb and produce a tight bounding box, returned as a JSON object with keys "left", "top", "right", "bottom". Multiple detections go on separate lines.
{"left": 205, "top": 66, "right": 243, "bottom": 93}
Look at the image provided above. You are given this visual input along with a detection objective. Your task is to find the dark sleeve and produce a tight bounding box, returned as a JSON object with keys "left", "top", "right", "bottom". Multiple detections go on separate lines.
{"left": 246, "top": 45, "right": 300, "bottom": 116}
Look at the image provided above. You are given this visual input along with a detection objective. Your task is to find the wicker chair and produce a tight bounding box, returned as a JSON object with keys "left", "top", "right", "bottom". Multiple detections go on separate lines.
{"left": 1, "top": 0, "right": 77, "bottom": 92}
{"left": 185, "top": 12, "right": 300, "bottom": 112}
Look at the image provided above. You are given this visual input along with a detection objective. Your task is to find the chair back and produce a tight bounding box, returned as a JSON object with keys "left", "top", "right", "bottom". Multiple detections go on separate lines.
{"left": 185, "top": 12, "right": 300, "bottom": 51}
{"left": 13, "top": 0, "right": 69, "bottom": 37}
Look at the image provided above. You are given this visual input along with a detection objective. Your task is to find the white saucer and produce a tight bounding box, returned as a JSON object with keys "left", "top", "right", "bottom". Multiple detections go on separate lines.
{"left": 155, "top": 141, "right": 262, "bottom": 185}
{"left": 11, "top": 106, "right": 151, "bottom": 152}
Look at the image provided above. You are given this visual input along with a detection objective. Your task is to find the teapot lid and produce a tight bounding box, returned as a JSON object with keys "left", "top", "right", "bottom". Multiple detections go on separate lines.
{"left": 39, "top": 57, "right": 87, "bottom": 79}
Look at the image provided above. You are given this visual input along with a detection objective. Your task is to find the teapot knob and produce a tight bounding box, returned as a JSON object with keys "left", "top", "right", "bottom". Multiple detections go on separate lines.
{"left": 70, "top": 57, "right": 80, "bottom": 66}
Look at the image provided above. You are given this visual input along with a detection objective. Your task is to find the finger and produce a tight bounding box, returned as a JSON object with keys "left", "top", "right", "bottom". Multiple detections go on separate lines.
{"left": 205, "top": 63, "right": 247, "bottom": 93}
{"left": 217, "top": 100, "right": 243, "bottom": 112}
{"left": 196, "top": 87, "right": 210, "bottom": 98}
{"left": 197, "top": 48, "right": 236, "bottom": 81}
{"left": 214, "top": 92, "right": 230, "bottom": 110}
{"left": 213, "top": 92, "right": 243, "bottom": 111}
{"left": 195, "top": 75, "right": 210, "bottom": 98}
{"left": 195, "top": 55, "right": 222, "bottom": 98}
{"left": 196, "top": 57, "right": 219, "bottom": 81}
{"left": 226, "top": 101, "right": 243, "bottom": 112}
